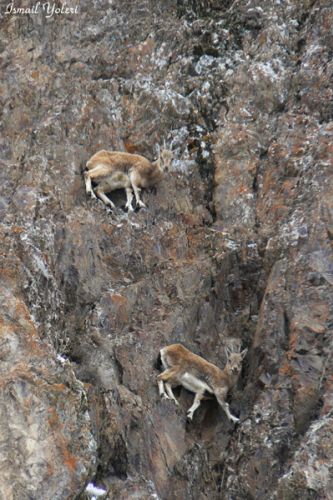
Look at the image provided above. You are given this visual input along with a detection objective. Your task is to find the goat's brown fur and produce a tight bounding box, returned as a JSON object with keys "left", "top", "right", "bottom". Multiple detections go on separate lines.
{"left": 157, "top": 343, "right": 247, "bottom": 421}
{"left": 84, "top": 149, "right": 172, "bottom": 211}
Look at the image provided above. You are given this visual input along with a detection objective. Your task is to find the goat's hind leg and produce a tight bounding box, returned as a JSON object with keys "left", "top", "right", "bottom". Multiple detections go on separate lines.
{"left": 157, "top": 367, "right": 179, "bottom": 404}
{"left": 84, "top": 171, "right": 96, "bottom": 198}
{"left": 157, "top": 379, "right": 167, "bottom": 399}
{"left": 94, "top": 186, "right": 116, "bottom": 209}
{"left": 85, "top": 164, "right": 111, "bottom": 198}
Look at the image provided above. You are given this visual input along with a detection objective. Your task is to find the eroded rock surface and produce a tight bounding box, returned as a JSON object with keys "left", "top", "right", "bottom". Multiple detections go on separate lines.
{"left": 0, "top": 0, "right": 332, "bottom": 498}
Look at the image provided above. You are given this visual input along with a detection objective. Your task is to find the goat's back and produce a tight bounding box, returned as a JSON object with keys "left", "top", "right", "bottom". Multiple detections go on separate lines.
{"left": 162, "top": 344, "right": 222, "bottom": 379}
{"left": 86, "top": 150, "right": 151, "bottom": 171}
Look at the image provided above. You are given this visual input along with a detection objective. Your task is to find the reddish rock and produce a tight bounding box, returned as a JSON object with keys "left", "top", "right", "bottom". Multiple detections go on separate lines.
{"left": 1, "top": 0, "right": 332, "bottom": 499}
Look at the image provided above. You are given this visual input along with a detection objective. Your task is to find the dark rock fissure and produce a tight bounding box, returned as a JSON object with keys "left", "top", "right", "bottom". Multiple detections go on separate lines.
{"left": 1, "top": 0, "right": 332, "bottom": 499}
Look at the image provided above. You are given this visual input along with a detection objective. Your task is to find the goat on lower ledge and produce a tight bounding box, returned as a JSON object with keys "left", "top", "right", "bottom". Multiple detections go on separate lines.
{"left": 157, "top": 343, "right": 247, "bottom": 422}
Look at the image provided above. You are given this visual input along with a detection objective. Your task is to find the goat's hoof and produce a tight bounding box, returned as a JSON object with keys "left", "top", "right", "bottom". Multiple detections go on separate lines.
{"left": 186, "top": 412, "right": 193, "bottom": 421}
{"left": 230, "top": 417, "right": 239, "bottom": 424}
{"left": 161, "top": 394, "right": 170, "bottom": 401}
{"left": 137, "top": 201, "right": 146, "bottom": 209}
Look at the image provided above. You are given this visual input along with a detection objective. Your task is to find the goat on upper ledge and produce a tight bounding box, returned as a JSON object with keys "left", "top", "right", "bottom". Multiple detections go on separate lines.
{"left": 84, "top": 146, "right": 173, "bottom": 211}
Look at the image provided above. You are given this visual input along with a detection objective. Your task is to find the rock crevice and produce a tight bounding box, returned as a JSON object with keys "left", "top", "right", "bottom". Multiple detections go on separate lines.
{"left": 1, "top": 0, "right": 332, "bottom": 498}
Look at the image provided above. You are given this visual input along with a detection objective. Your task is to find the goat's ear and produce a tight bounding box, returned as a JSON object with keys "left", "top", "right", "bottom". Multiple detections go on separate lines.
{"left": 240, "top": 348, "right": 248, "bottom": 359}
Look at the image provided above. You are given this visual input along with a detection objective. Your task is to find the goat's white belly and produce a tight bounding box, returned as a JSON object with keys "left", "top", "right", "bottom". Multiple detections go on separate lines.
{"left": 179, "top": 373, "right": 213, "bottom": 394}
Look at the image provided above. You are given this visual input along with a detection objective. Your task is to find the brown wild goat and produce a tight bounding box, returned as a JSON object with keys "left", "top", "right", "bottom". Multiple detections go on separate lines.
{"left": 157, "top": 344, "right": 247, "bottom": 422}
{"left": 84, "top": 147, "right": 173, "bottom": 211}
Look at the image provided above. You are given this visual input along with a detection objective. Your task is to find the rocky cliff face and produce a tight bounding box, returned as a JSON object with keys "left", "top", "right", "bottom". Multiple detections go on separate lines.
{"left": 1, "top": 0, "right": 332, "bottom": 498}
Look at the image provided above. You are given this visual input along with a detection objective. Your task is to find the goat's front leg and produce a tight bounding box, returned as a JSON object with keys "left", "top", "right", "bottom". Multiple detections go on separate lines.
{"left": 218, "top": 399, "right": 239, "bottom": 423}
{"left": 165, "top": 383, "right": 179, "bottom": 406}
{"left": 187, "top": 392, "right": 204, "bottom": 420}
{"left": 129, "top": 172, "right": 146, "bottom": 208}
{"left": 125, "top": 187, "right": 134, "bottom": 212}
{"left": 133, "top": 184, "right": 146, "bottom": 208}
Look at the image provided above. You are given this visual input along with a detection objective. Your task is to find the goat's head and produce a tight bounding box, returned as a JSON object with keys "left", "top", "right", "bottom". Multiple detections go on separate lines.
{"left": 153, "top": 142, "right": 173, "bottom": 171}
{"left": 225, "top": 347, "right": 247, "bottom": 376}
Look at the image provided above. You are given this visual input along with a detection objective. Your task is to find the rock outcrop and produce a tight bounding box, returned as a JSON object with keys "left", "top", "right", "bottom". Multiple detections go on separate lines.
{"left": 0, "top": 0, "right": 332, "bottom": 498}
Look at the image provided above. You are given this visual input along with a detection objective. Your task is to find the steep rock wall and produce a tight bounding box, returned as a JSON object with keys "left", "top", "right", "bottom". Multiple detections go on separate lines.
{"left": 0, "top": 0, "right": 332, "bottom": 498}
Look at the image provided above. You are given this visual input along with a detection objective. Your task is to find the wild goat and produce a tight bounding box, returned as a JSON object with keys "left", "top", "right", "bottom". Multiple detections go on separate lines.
{"left": 157, "top": 344, "right": 247, "bottom": 422}
{"left": 84, "top": 147, "right": 173, "bottom": 211}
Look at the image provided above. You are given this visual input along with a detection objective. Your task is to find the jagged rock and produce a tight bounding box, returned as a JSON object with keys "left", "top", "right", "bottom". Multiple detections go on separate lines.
{"left": 0, "top": 284, "right": 95, "bottom": 499}
{"left": 1, "top": 0, "right": 332, "bottom": 499}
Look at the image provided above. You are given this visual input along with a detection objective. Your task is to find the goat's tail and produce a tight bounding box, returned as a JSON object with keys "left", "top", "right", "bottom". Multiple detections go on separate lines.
{"left": 86, "top": 158, "right": 94, "bottom": 170}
